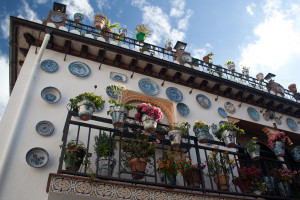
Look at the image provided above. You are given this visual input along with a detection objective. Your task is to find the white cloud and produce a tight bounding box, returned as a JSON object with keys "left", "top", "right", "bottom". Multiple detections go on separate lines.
{"left": 246, "top": 3, "right": 256, "bottom": 16}
{"left": 0, "top": 16, "right": 9, "bottom": 39}
{"left": 18, "top": 0, "right": 39, "bottom": 21}
{"left": 239, "top": 0, "right": 300, "bottom": 78}
{"left": 178, "top": 9, "right": 193, "bottom": 30}
{"left": 97, "top": 0, "right": 116, "bottom": 10}
{"left": 61, "top": 0, "right": 94, "bottom": 21}
{"left": 0, "top": 52, "right": 9, "bottom": 120}
{"left": 190, "top": 43, "right": 213, "bottom": 59}
{"left": 36, "top": 0, "right": 48, "bottom": 4}
{"left": 170, "top": 0, "right": 185, "bottom": 18}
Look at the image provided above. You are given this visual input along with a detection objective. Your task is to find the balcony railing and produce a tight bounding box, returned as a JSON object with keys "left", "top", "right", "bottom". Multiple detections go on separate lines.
{"left": 60, "top": 19, "right": 298, "bottom": 102}
{"left": 58, "top": 111, "right": 300, "bottom": 199}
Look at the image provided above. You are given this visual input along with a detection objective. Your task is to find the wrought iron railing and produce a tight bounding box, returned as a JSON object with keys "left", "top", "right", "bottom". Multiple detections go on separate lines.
{"left": 58, "top": 111, "right": 300, "bottom": 199}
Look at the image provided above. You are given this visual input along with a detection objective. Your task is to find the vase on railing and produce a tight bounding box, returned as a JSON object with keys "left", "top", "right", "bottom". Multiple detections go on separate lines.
{"left": 291, "top": 146, "right": 300, "bottom": 162}
{"left": 193, "top": 125, "right": 211, "bottom": 143}
{"left": 221, "top": 130, "right": 237, "bottom": 148}
{"left": 278, "top": 182, "right": 291, "bottom": 197}
{"left": 141, "top": 114, "right": 157, "bottom": 133}
{"left": 74, "top": 13, "right": 84, "bottom": 24}
{"left": 77, "top": 99, "right": 96, "bottom": 121}
{"left": 109, "top": 106, "right": 128, "bottom": 128}
{"left": 96, "top": 156, "right": 116, "bottom": 176}
{"left": 248, "top": 143, "right": 260, "bottom": 160}
{"left": 159, "top": 173, "right": 176, "bottom": 186}
{"left": 168, "top": 130, "right": 182, "bottom": 150}
{"left": 272, "top": 141, "right": 285, "bottom": 157}
{"left": 263, "top": 176, "right": 275, "bottom": 191}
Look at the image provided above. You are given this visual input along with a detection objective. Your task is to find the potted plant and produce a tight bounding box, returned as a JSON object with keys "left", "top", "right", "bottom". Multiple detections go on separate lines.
{"left": 134, "top": 103, "right": 164, "bottom": 133}
{"left": 157, "top": 150, "right": 179, "bottom": 185}
{"left": 119, "top": 28, "right": 127, "bottom": 38}
{"left": 102, "top": 18, "right": 120, "bottom": 41}
{"left": 164, "top": 39, "right": 173, "bottom": 51}
{"left": 107, "top": 85, "right": 135, "bottom": 128}
{"left": 166, "top": 121, "right": 190, "bottom": 150}
{"left": 121, "top": 131, "right": 155, "bottom": 179}
{"left": 193, "top": 120, "right": 211, "bottom": 143}
{"left": 94, "top": 132, "right": 117, "bottom": 176}
{"left": 224, "top": 60, "right": 235, "bottom": 72}
{"left": 74, "top": 13, "right": 84, "bottom": 24}
{"left": 233, "top": 165, "right": 262, "bottom": 193}
{"left": 203, "top": 52, "right": 213, "bottom": 64}
{"left": 206, "top": 149, "right": 236, "bottom": 190}
{"left": 288, "top": 83, "right": 297, "bottom": 94}
{"left": 267, "top": 131, "right": 293, "bottom": 157}
{"left": 242, "top": 66, "right": 250, "bottom": 78}
{"left": 256, "top": 73, "right": 264, "bottom": 82}
{"left": 215, "top": 122, "right": 245, "bottom": 148}
{"left": 290, "top": 144, "right": 300, "bottom": 162}
{"left": 62, "top": 140, "right": 91, "bottom": 172}
{"left": 69, "top": 85, "right": 105, "bottom": 121}
{"left": 273, "top": 167, "right": 297, "bottom": 197}
{"left": 135, "top": 24, "right": 151, "bottom": 43}
{"left": 247, "top": 137, "right": 260, "bottom": 160}
{"left": 94, "top": 12, "right": 106, "bottom": 30}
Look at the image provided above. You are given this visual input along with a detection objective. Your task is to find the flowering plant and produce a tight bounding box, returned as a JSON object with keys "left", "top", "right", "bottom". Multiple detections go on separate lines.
{"left": 166, "top": 121, "right": 191, "bottom": 135}
{"left": 235, "top": 166, "right": 261, "bottom": 182}
{"left": 206, "top": 148, "right": 236, "bottom": 176}
{"left": 135, "top": 24, "right": 151, "bottom": 37}
{"left": 135, "top": 103, "right": 163, "bottom": 123}
{"left": 241, "top": 66, "right": 249, "bottom": 70}
{"left": 193, "top": 120, "right": 210, "bottom": 130}
{"left": 247, "top": 137, "right": 259, "bottom": 153}
{"left": 267, "top": 132, "right": 293, "bottom": 147}
{"left": 224, "top": 60, "right": 234, "bottom": 66}
{"left": 176, "top": 152, "right": 206, "bottom": 173}
{"left": 273, "top": 167, "right": 297, "bottom": 183}
{"left": 215, "top": 122, "right": 245, "bottom": 141}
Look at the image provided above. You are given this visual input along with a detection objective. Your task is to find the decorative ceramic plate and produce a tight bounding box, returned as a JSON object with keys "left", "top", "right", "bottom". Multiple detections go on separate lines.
{"left": 247, "top": 107, "right": 260, "bottom": 121}
{"left": 176, "top": 103, "right": 190, "bottom": 116}
{"left": 286, "top": 118, "right": 298, "bottom": 131}
{"left": 110, "top": 72, "right": 127, "bottom": 83}
{"left": 35, "top": 121, "right": 54, "bottom": 136}
{"left": 40, "top": 60, "right": 58, "bottom": 72}
{"left": 166, "top": 87, "right": 183, "bottom": 102}
{"left": 138, "top": 78, "right": 159, "bottom": 95}
{"left": 196, "top": 94, "right": 211, "bottom": 109}
{"left": 263, "top": 113, "right": 270, "bottom": 121}
{"left": 41, "top": 87, "right": 61, "bottom": 103}
{"left": 211, "top": 123, "right": 218, "bottom": 136}
{"left": 218, "top": 107, "right": 227, "bottom": 118}
{"left": 106, "top": 85, "right": 120, "bottom": 98}
{"left": 94, "top": 102, "right": 105, "bottom": 112}
{"left": 224, "top": 102, "right": 235, "bottom": 114}
{"left": 275, "top": 117, "right": 282, "bottom": 125}
{"left": 68, "top": 61, "right": 91, "bottom": 77}
{"left": 26, "top": 147, "right": 49, "bottom": 168}
{"left": 51, "top": 14, "right": 63, "bottom": 23}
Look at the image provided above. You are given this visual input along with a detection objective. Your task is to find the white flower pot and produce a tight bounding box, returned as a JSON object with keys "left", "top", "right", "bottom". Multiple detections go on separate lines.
{"left": 168, "top": 130, "right": 182, "bottom": 150}
{"left": 142, "top": 114, "right": 157, "bottom": 133}
{"left": 77, "top": 99, "right": 95, "bottom": 121}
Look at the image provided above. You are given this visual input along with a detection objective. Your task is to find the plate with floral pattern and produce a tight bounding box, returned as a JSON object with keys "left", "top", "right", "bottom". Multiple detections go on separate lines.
{"left": 286, "top": 118, "right": 298, "bottom": 131}
{"left": 68, "top": 61, "right": 91, "bottom": 77}
{"left": 247, "top": 107, "right": 260, "bottom": 121}
{"left": 106, "top": 85, "right": 120, "bottom": 98}
{"left": 35, "top": 121, "right": 54, "bottom": 136}
{"left": 196, "top": 94, "right": 211, "bottom": 109}
{"left": 40, "top": 60, "right": 58, "bottom": 72}
{"left": 26, "top": 147, "right": 49, "bottom": 168}
{"left": 166, "top": 87, "right": 183, "bottom": 102}
{"left": 218, "top": 107, "right": 227, "bottom": 118}
{"left": 41, "top": 87, "right": 61, "bottom": 104}
{"left": 176, "top": 103, "right": 190, "bottom": 116}
{"left": 138, "top": 78, "right": 159, "bottom": 95}
{"left": 224, "top": 102, "right": 235, "bottom": 114}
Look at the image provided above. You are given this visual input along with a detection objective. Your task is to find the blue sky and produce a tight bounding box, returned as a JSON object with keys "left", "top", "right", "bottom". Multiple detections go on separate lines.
{"left": 0, "top": 0, "right": 300, "bottom": 119}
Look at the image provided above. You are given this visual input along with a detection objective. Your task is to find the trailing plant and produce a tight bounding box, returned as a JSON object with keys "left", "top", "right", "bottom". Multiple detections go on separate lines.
{"left": 193, "top": 120, "right": 210, "bottom": 130}
{"left": 94, "top": 132, "right": 116, "bottom": 158}
{"left": 247, "top": 137, "right": 259, "bottom": 153}
{"left": 215, "top": 122, "right": 245, "bottom": 141}
{"left": 166, "top": 121, "right": 191, "bottom": 135}
{"left": 273, "top": 167, "right": 297, "bottom": 183}
{"left": 69, "top": 85, "right": 105, "bottom": 113}
{"left": 134, "top": 103, "right": 164, "bottom": 123}
{"left": 267, "top": 131, "right": 293, "bottom": 147}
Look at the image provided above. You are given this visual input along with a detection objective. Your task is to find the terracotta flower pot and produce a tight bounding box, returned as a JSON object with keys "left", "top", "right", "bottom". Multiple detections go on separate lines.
{"left": 94, "top": 16, "right": 106, "bottom": 30}
{"left": 235, "top": 178, "right": 252, "bottom": 193}
{"left": 128, "top": 158, "right": 147, "bottom": 179}
{"left": 256, "top": 73, "right": 264, "bottom": 82}
{"left": 203, "top": 56, "right": 210, "bottom": 64}
{"left": 213, "top": 173, "right": 229, "bottom": 190}
{"left": 288, "top": 84, "right": 297, "bottom": 93}
{"left": 184, "top": 168, "right": 201, "bottom": 187}
{"left": 102, "top": 27, "right": 112, "bottom": 41}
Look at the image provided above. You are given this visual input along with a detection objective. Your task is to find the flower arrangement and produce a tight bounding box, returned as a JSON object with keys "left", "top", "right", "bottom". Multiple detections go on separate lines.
{"left": 247, "top": 137, "right": 258, "bottom": 153}
{"left": 193, "top": 120, "right": 210, "bottom": 130}
{"left": 166, "top": 121, "right": 191, "bottom": 135}
{"left": 135, "top": 24, "right": 151, "bottom": 37}
{"left": 135, "top": 103, "right": 163, "bottom": 123}
{"left": 224, "top": 60, "right": 234, "bottom": 66}
{"left": 273, "top": 167, "right": 297, "bottom": 183}
{"left": 215, "top": 122, "right": 245, "bottom": 141}
{"left": 267, "top": 132, "right": 293, "bottom": 147}
{"left": 177, "top": 152, "right": 206, "bottom": 173}
{"left": 206, "top": 148, "right": 236, "bottom": 176}
{"left": 207, "top": 52, "right": 214, "bottom": 59}
{"left": 157, "top": 150, "right": 179, "bottom": 177}
{"left": 235, "top": 165, "right": 261, "bottom": 182}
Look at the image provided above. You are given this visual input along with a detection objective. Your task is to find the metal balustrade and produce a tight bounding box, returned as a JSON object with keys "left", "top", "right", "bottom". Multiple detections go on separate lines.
{"left": 58, "top": 111, "right": 300, "bottom": 199}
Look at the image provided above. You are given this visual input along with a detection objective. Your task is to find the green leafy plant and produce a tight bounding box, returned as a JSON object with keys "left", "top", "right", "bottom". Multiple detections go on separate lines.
{"left": 215, "top": 122, "right": 245, "bottom": 141}
{"left": 61, "top": 140, "right": 92, "bottom": 163}
{"left": 224, "top": 60, "right": 234, "bottom": 66}
{"left": 69, "top": 85, "right": 105, "bottom": 113}
{"left": 95, "top": 12, "right": 106, "bottom": 19}
{"left": 94, "top": 132, "right": 116, "bottom": 158}
{"left": 166, "top": 121, "right": 190, "bottom": 135}
{"left": 103, "top": 18, "right": 120, "bottom": 29}
{"left": 193, "top": 120, "right": 210, "bottom": 130}
{"left": 135, "top": 24, "right": 151, "bottom": 37}
{"left": 247, "top": 137, "right": 258, "bottom": 153}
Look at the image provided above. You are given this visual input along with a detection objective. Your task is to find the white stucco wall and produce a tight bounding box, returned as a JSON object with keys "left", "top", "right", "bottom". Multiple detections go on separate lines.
{"left": 0, "top": 45, "right": 299, "bottom": 200}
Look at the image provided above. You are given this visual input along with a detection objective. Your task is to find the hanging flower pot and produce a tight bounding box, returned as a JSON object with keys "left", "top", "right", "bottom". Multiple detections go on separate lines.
{"left": 96, "top": 156, "right": 116, "bottom": 176}
{"left": 221, "top": 130, "right": 237, "bottom": 148}
{"left": 278, "top": 182, "right": 291, "bottom": 197}
{"left": 288, "top": 83, "right": 297, "bottom": 93}
{"left": 168, "top": 130, "right": 182, "bottom": 150}
{"left": 268, "top": 132, "right": 292, "bottom": 157}
{"left": 109, "top": 106, "right": 128, "bottom": 128}
{"left": 193, "top": 125, "right": 211, "bottom": 143}
{"left": 63, "top": 141, "right": 89, "bottom": 172}
{"left": 164, "top": 39, "right": 173, "bottom": 51}
{"left": 291, "top": 146, "right": 300, "bottom": 162}
{"left": 215, "top": 122, "right": 245, "bottom": 148}
{"left": 74, "top": 13, "right": 84, "bottom": 24}
{"left": 256, "top": 73, "right": 264, "bottom": 82}
{"left": 128, "top": 158, "right": 147, "bottom": 179}
{"left": 213, "top": 173, "right": 229, "bottom": 190}
{"left": 224, "top": 60, "right": 235, "bottom": 72}
{"left": 77, "top": 99, "right": 95, "bottom": 121}
{"left": 184, "top": 168, "right": 202, "bottom": 187}
{"left": 94, "top": 12, "right": 106, "bottom": 30}
{"left": 272, "top": 141, "right": 285, "bottom": 157}
{"left": 142, "top": 114, "right": 158, "bottom": 133}
{"left": 248, "top": 144, "right": 260, "bottom": 160}
{"left": 136, "top": 32, "right": 146, "bottom": 43}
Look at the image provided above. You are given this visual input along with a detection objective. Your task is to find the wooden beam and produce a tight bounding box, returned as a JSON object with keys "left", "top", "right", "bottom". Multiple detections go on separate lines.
{"left": 294, "top": 109, "right": 300, "bottom": 117}
{"left": 97, "top": 49, "right": 105, "bottom": 63}
{"left": 212, "top": 83, "right": 221, "bottom": 94}
{"left": 246, "top": 94, "right": 254, "bottom": 102}
{"left": 224, "top": 87, "right": 232, "bottom": 97}
{"left": 200, "top": 80, "right": 208, "bottom": 90}
{"left": 186, "top": 76, "right": 195, "bottom": 87}
{"left": 256, "top": 97, "right": 265, "bottom": 106}
{"left": 266, "top": 101, "right": 274, "bottom": 108}
{"left": 47, "top": 35, "right": 54, "bottom": 49}
{"left": 80, "top": 45, "right": 88, "bottom": 58}
{"left": 144, "top": 64, "right": 153, "bottom": 75}
{"left": 19, "top": 48, "right": 29, "bottom": 57}
{"left": 173, "top": 72, "right": 182, "bottom": 83}
{"left": 284, "top": 106, "right": 293, "bottom": 114}
{"left": 235, "top": 91, "right": 244, "bottom": 100}
{"left": 23, "top": 33, "right": 36, "bottom": 45}
{"left": 159, "top": 67, "right": 167, "bottom": 79}
{"left": 276, "top": 104, "right": 284, "bottom": 112}
{"left": 129, "top": 59, "right": 137, "bottom": 70}
{"left": 113, "top": 54, "right": 122, "bottom": 67}
{"left": 64, "top": 40, "right": 71, "bottom": 54}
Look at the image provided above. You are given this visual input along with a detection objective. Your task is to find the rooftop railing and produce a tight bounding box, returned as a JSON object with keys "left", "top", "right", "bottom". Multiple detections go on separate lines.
{"left": 58, "top": 111, "right": 300, "bottom": 199}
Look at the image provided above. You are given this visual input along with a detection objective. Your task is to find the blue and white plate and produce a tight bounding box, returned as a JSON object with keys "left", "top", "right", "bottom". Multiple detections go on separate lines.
{"left": 68, "top": 61, "right": 91, "bottom": 77}
{"left": 26, "top": 147, "right": 49, "bottom": 168}
{"left": 41, "top": 87, "right": 61, "bottom": 103}
{"left": 138, "top": 78, "right": 159, "bottom": 95}
{"left": 218, "top": 107, "right": 227, "bottom": 118}
{"left": 36, "top": 121, "right": 54, "bottom": 136}
{"left": 40, "top": 60, "right": 58, "bottom": 72}
{"left": 166, "top": 87, "right": 183, "bottom": 102}
{"left": 224, "top": 102, "right": 235, "bottom": 114}
{"left": 196, "top": 94, "right": 211, "bottom": 109}
{"left": 247, "top": 107, "right": 260, "bottom": 121}
{"left": 106, "top": 85, "right": 120, "bottom": 98}
{"left": 286, "top": 118, "right": 298, "bottom": 131}
{"left": 176, "top": 103, "right": 190, "bottom": 116}
{"left": 110, "top": 72, "right": 127, "bottom": 83}
{"left": 51, "top": 14, "right": 63, "bottom": 23}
